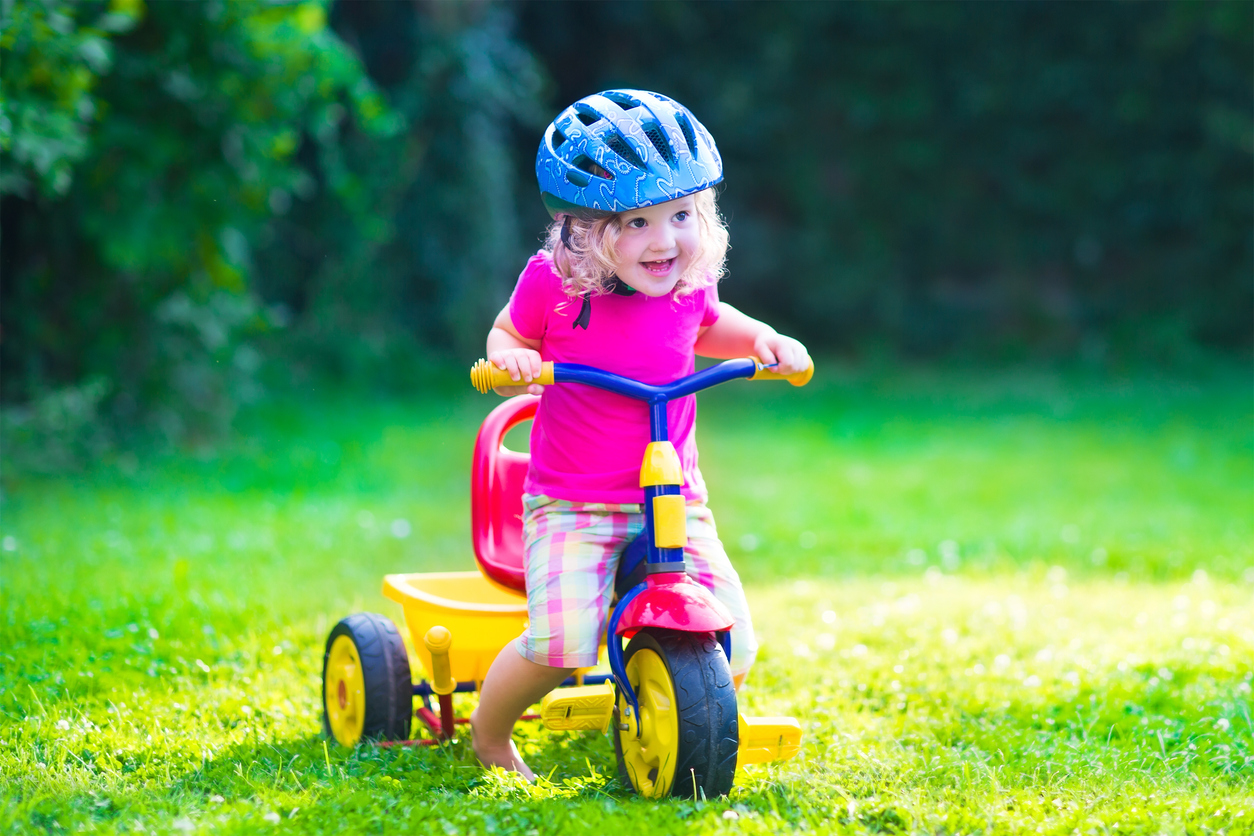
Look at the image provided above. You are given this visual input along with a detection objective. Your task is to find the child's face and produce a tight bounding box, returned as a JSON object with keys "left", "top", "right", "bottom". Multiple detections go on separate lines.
{"left": 612, "top": 195, "right": 700, "bottom": 297}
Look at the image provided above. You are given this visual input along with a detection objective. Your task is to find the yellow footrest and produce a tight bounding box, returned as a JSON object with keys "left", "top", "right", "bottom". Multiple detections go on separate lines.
{"left": 539, "top": 682, "right": 615, "bottom": 732}
{"left": 738, "top": 715, "right": 803, "bottom": 765}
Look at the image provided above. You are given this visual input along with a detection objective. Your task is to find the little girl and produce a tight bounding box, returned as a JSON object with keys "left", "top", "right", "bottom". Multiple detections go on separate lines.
{"left": 469, "top": 90, "right": 810, "bottom": 779}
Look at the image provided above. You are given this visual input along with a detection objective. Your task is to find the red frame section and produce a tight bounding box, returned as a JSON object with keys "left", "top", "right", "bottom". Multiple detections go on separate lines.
{"left": 376, "top": 698, "right": 539, "bottom": 748}
{"left": 471, "top": 395, "right": 538, "bottom": 594}
{"left": 615, "top": 572, "right": 735, "bottom": 635}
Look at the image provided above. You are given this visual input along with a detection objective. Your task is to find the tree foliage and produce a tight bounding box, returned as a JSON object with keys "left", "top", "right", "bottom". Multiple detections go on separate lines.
{"left": 0, "top": 0, "right": 142, "bottom": 196}
{"left": 2, "top": 0, "right": 400, "bottom": 447}
{"left": 520, "top": 0, "right": 1253, "bottom": 361}
{"left": 1, "top": 1, "right": 1250, "bottom": 463}
{"left": 253, "top": 1, "right": 544, "bottom": 384}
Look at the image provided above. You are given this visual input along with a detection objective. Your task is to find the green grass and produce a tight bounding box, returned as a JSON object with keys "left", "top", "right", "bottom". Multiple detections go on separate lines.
{"left": 2, "top": 365, "right": 1252, "bottom": 834}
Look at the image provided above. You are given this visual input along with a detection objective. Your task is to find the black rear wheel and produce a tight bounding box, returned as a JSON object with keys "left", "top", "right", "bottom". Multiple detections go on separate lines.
{"left": 321, "top": 612, "right": 412, "bottom": 745}
{"left": 613, "top": 628, "right": 738, "bottom": 798}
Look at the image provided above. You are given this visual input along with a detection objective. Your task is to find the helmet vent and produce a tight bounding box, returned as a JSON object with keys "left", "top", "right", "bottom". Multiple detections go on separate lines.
{"left": 605, "top": 133, "right": 646, "bottom": 170}
{"left": 604, "top": 91, "right": 642, "bottom": 110}
{"left": 674, "top": 111, "right": 699, "bottom": 159}
{"left": 536, "top": 90, "right": 723, "bottom": 218}
{"left": 572, "top": 155, "right": 613, "bottom": 180}
{"left": 643, "top": 123, "right": 675, "bottom": 166}
{"left": 575, "top": 104, "right": 601, "bottom": 126}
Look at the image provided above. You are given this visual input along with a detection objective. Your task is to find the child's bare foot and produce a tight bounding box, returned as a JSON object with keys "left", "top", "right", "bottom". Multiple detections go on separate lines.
{"left": 469, "top": 647, "right": 573, "bottom": 784}
{"left": 470, "top": 713, "right": 535, "bottom": 781}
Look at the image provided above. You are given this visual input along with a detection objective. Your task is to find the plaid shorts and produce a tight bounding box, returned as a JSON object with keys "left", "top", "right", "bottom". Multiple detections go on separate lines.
{"left": 514, "top": 493, "right": 758, "bottom": 676}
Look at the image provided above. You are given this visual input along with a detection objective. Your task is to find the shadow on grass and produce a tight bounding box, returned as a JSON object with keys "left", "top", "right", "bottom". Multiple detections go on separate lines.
{"left": 172, "top": 725, "right": 630, "bottom": 803}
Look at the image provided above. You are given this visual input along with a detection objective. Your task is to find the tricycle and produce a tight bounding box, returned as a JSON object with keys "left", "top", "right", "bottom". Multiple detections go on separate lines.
{"left": 320, "top": 356, "right": 810, "bottom": 798}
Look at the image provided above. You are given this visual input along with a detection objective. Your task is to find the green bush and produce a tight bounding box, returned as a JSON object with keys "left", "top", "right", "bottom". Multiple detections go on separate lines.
{"left": 1, "top": 0, "right": 399, "bottom": 448}
{"left": 2, "top": 1, "right": 1250, "bottom": 464}
{"left": 519, "top": 1, "right": 1253, "bottom": 361}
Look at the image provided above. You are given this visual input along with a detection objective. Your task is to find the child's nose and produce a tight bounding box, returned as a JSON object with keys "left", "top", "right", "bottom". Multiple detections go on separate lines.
{"left": 650, "top": 226, "right": 676, "bottom": 252}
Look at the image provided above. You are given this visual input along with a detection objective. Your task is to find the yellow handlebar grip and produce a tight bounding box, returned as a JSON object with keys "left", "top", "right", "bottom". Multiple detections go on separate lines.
{"left": 469, "top": 359, "right": 555, "bottom": 393}
{"left": 424, "top": 626, "right": 456, "bottom": 696}
{"left": 749, "top": 357, "right": 815, "bottom": 387}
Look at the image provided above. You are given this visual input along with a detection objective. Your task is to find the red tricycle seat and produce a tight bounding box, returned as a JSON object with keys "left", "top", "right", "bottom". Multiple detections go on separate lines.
{"left": 471, "top": 394, "right": 537, "bottom": 595}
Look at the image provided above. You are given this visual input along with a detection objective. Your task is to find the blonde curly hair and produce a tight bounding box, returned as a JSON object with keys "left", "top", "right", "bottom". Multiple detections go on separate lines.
{"left": 543, "top": 188, "right": 729, "bottom": 299}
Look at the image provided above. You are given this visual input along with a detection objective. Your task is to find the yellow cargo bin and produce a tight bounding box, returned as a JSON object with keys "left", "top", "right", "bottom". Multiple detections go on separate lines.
{"left": 383, "top": 571, "right": 528, "bottom": 685}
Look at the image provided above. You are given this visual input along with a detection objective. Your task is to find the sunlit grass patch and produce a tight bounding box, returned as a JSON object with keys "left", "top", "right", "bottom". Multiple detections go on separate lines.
{"left": 730, "top": 575, "right": 1253, "bottom": 833}
{"left": 2, "top": 367, "right": 1251, "bottom": 834}
{"left": 702, "top": 366, "right": 1253, "bottom": 583}
{"left": 744, "top": 577, "right": 1253, "bottom": 780}
{"left": 4, "top": 575, "right": 1250, "bottom": 834}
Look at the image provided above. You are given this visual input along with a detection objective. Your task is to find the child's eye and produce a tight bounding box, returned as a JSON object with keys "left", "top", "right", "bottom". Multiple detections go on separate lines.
{"left": 673, "top": 211, "right": 690, "bottom": 222}
{"left": 627, "top": 217, "right": 647, "bottom": 229}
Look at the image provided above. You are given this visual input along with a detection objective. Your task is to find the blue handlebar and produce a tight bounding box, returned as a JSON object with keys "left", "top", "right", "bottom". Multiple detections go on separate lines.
{"left": 552, "top": 358, "right": 759, "bottom": 443}
{"left": 552, "top": 358, "right": 758, "bottom": 404}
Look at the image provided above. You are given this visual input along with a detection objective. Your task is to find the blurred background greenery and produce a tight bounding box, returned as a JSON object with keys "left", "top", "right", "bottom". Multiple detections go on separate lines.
{"left": 2, "top": 9, "right": 1251, "bottom": 827}
{"left": 2, "top": 0, "right": 1251, "bottom": 467}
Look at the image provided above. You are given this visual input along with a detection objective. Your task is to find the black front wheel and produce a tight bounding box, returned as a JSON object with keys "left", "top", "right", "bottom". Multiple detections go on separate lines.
{"left": 613, "top": 628, "right": 738, "bottom": 798}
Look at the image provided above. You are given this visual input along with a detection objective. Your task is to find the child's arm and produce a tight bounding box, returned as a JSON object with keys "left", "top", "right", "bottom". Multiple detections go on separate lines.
{"left": 694, "top": 303, "right": 811, "bottom": 375}
{"left": 486, "top": 305, "right": 546, "bottom": 396}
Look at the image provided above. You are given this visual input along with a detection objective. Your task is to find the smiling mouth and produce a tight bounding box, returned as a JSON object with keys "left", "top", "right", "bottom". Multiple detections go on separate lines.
{"left": 642, "top": 258, "right": 676, "bottom": 276}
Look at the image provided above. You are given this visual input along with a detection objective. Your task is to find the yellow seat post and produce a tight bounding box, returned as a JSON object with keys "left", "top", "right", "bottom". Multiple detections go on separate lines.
{"left": 424, "top": 626, "right": 456, "bottom": 739}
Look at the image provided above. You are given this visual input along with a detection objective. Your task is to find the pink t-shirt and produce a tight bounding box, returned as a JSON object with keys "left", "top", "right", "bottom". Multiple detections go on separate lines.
{"left": 508, "top": 251, "right": 721, "bottom": 504}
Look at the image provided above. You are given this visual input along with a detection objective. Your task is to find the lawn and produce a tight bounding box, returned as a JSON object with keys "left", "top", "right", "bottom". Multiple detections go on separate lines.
{"left": 2, "top": 364, "right": 1252, "bottom": 835}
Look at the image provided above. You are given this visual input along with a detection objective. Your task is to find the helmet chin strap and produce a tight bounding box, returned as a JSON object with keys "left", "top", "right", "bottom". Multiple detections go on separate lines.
{"left": 563, "top": 214, "right": 638, "bottom": 330}
{"left": 573, "top": 277, "right": 636, "bottom": 330}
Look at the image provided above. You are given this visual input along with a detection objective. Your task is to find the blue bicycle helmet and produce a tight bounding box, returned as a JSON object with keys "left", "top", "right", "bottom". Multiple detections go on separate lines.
{"left": 536, "top": 89, "right": 723, "bottom": 219}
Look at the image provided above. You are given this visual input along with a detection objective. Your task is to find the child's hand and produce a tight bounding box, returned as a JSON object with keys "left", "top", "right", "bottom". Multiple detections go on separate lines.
{"left": 488, "top": 348, "right": 546, "bottom": 396}
{"left": 753, "top": 332, "right": 811, "bottom": 376}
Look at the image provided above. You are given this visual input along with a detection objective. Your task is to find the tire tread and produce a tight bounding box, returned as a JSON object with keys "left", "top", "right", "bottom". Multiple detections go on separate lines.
{"left": 321, "top": 612, "right": 412, "bottom": 742}
{"left": 614, "top": 628, "right": 738, "bottom": 798}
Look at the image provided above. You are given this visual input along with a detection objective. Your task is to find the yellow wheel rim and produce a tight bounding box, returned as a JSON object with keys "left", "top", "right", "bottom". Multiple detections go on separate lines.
{"left": 325, "top": 635, "right": 366, "bottom": 746}
{"left": 619, "top": 647, "right": 679, "bottom": 798}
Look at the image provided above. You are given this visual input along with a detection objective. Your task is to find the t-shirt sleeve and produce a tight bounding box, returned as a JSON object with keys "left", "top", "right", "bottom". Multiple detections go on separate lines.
{"left": 508, "top": 253, "right": 555, "bottom": 341}
{"left": 699, "top": 282, "right": 721, "bottom": 328}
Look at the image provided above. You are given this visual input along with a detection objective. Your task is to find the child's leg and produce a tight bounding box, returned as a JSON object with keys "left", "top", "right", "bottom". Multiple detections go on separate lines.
{"left": 684, "top": 503, "right": 759, "bottom": 687}
{"left": 470, "top": 495, "right": 633, "bottom": 778}
{"left": 470, "top": 646, "right": 573, "bottom": 780}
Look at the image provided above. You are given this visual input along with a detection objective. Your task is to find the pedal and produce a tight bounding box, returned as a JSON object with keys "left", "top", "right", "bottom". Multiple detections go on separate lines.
{"left": 737, "top": 715, "right": 803, "bottom": 765}
{"left": 539, "top": 682, "right": 615, "bottom": 732}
